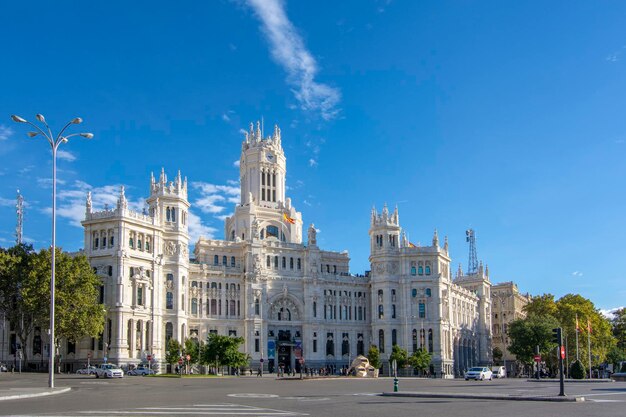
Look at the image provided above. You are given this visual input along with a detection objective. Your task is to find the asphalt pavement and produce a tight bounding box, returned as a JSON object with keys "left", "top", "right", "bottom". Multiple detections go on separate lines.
{"left": 0, "top": 372, "right": 625, "bottom": 417}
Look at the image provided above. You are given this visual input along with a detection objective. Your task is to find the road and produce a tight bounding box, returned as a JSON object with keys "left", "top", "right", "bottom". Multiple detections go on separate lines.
{"left": 1, "top": 373, "right": 625, "bottom": 417}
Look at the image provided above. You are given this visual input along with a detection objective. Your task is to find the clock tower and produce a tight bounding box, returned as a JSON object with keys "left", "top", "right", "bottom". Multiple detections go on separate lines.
{"left": 224, "top": 121, "right": 302, "bottom": 244}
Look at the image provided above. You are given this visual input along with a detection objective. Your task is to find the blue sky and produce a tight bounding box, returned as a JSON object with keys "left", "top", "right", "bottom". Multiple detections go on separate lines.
{"left": 1, "top": 1, "right": 625, "bottom": 312}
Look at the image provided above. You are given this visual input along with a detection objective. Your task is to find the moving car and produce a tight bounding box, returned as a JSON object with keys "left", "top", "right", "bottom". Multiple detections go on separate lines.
{"left": 95, "top": 364, "right": 124, "bottom": 378}
{"left": 76, "top": 366, "right": 97, "bottom": 375}
{"left": 465, "top": 367, "right": 493, "bottom": 381}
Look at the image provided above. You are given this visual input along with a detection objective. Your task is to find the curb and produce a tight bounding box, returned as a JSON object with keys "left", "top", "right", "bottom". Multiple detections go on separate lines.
{"left": 526, "top": 379, "right": 613, "bottom": 383}
{"left": 0, "top": 387, "right": 72, "bottom": 401}
{"left": 382, "top": 391, "right": 585, "bottom": 402}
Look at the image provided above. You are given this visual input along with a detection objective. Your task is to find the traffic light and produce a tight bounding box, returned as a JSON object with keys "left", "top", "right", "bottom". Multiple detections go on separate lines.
{"left": 552, "top": 327, "right": 562, "bottom": 345}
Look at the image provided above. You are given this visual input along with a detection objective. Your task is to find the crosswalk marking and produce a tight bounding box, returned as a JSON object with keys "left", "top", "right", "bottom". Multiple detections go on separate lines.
{"left": 13, "top": 403, "right": 308, "bottom": 416}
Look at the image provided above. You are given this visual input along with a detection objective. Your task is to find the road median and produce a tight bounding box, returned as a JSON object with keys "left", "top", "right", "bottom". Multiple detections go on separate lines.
{"left": 382, "top": 390, "right": 585, "bottom": 402}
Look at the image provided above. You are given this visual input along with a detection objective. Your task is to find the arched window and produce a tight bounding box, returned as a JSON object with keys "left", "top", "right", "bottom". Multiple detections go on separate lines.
{"left": 167, "top": 273, "right": 173, "bottom": 282}
{"left": 255, "top": 298, "right": 260, "bottom": 315}
{"left": 108, "top": 266, "right": 113, "bottom": 277}
{"left": 166, "top": 207, "right": 171, "bottom": 222}
{"left": 191, "top": 298, "right": 198, "bottom": 315}
{"left": 392, "top": 329, "right": 397, "bottom": 346}
{"left": 137, "top": 237, "right": 142, "bottom": 251}
{"left": 274, "top": 256, "right": 278, "bottom": 268}
{"left": 419, "top": 302, "right": 426, "bottom": 318}
{"left": 282, "top": 257, "right": 286, "bottom": 268}
{"left": 231, "top": 256, "right": 236, "bottom": 267}
{"left": 358, "top": 306, "right": 363, "bottom": 321}
{"left": 145, "top": 239, "right": 151, "bottom": 252}
{"left": 425, "top": 288, "right": 432, "bottom": 297}
{"left": 266, "top": 256, "right": 271, "bottom": 267}
{"left": 165, "top": 322, "right": 173, "bottom": 343}
{"left": 411, "top": 266, "right": 416, "bottom": 276}
{"left": 425, "top": 263, "right": 431, "bottom": 275}
{"left": 166, "top": 292, "right": 173, "bottom": 310}
{"left": 378, "top": 330, "right": 385, "bottom": 353}
{"left": 171, "top": 208, "right": 176, "bottom": 222}
{"left": 412, "top": 329, "right": 418, "bottom": 352}
{"left": 214, "top": 255, "right": 219, "bottom": 265}
{"left": 418, "top": 262, "right": 424, "bottom": 275}
{"left": 392, "top": 304, "right": 396, "bottom": 319}
{"left": 210, "top": 282, "right": 217, "bottom": 289}
{"left": 102, "top": 236, "right": 107, "bottom": 248}
{"left": 297, "top": 258, "right": 301, "bottom": 269}
{"left": 378, "top": 304, "right": 384, "bottom": 319}
{"left": 377, "top": 289, "right": 384, "bottom": 303}
{"left": 110, "top": 236, "right": 115, "bottom": 247}
{"left": 412, "top": 288, "right": 417, "bottom": 298}
{"left": 191, "top": 281, "right": 198, "bottom": 288}
{"left": 290, "top": 257, "right": 294, "bottom": 269}
{"left": 222, "top": 256, "right": 227, "bottom": 266}
{"left": 313, "top": 301, "right": 317, "bottom": 318}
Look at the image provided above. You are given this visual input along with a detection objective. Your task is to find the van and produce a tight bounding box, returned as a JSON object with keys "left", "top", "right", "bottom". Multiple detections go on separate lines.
{"left": 491, "top": 366, "right": 506, "bottom": 378}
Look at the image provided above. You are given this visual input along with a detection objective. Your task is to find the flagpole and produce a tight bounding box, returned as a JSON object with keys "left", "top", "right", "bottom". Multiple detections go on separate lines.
{"left": 576, "top": 313, "right": 580, "bottom": 361}
{"left": 587, "top": 319, "right": 592, "bottom": 379}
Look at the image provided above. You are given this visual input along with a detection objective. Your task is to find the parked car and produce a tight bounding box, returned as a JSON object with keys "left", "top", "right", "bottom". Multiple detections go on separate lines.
{"left": 465, "top": 367, "right": 493, "bottom": 381}
{"left": 128, "top": 365, "right": 156, "bottom": 376}
{"left": 76, "top": 366, "right": 98, "bottom": 375}
{"left": 491, "top": 366, "right": 506, "bottom": 378}
{"left": 95, "top": 364, "right": 124, "bottom": 378}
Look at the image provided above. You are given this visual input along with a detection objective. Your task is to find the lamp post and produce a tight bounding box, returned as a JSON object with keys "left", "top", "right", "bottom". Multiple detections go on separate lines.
{"left": 11, "top": 114, "right": 93, "bottom": 388}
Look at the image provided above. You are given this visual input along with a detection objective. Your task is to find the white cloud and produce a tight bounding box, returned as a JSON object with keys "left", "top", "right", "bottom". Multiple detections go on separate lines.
{"left": 239, "top": 128, "right": 247, "bottom": 135}
{"left": 303, "top": 199, "right": 312, "bottom": 206}
{"left": 233, "top": 160, "right": 241, "bottom": 168}
{"left": 246, "top": 0, "right": 341, "bottom": 120}
{"left": 0, "top": 125, "right": 13, "bottom": 141}
{"left": 191, "top": 181, "right": 241, "bottom": 216}
{"left": 600, "top": 307, "right": 624, "bottom": 319}
{"left": 308, "top": 158, "right": 317, "bottom": 167}
{"left": 0, "top": 197, "right": 15, "bottom": 207}
{"left": 57, "top": 150, "right": 76, "bottom": 162}
{"left": 571, "top": 271, "right": 583, "bottom": 277}
{"left": 215, "top": 213, "right": 232, "bottom": 222}
{"left": 315, "top": 228, "right": 321, "bottom": 234}
{"left": 227, "top": 180, "right": 239, "bottom": 186}
{"left": 37, "top": 178, "right": 67, "bottom": 188}
{"left": 188, "top": 210, "right": 218, "bottom": 242}
{"left": 222, "top": 113, "right": 231, "bottom": 122}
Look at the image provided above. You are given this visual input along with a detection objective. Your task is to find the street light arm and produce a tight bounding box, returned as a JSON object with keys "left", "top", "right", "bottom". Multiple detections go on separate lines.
{"left": 20, "top": 120, "right": 53, "bottom": 146}
{"left": 55, "top": 120, "right": 77, "bottom": 144}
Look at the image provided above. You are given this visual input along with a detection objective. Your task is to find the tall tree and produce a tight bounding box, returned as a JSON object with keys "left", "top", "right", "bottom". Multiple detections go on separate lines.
{"left": 612, "top": 308, "right": 626, "bottom": 352}
{"left": 523, "top": 294, "right": 558, "bottom": 318}
{"left": 184, "top": 337, "right": 201, "bottom": 365}
{"left": 367, "top": 345, "right": 381, "bottom": 369}
{"left": 29, "top": 249, "right": 105, "bottom": 348}
{"left": 200, "top": 334, "right": 249, "bottom": 369}
{"left": 389, "top": 344, "right": 409, "bottom": 370}
{"left": 508, "top": 314, "right": 560, "bottom": 366}
{"left": 0, "top": 244, "right": 47, "bottom": 363}
{"left": 165, "top": 339, "right": 182, "bottom": 367}
{"left": 408, "top": 348, "right": 431, "bottom": 375}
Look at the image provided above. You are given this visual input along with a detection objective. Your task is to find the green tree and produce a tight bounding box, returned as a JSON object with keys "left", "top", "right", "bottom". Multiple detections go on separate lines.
{"left": 184, "top": 338, "right": 201, "bottom": 365}
{"left": 200, "top": 334, "right": 249, "bottom": 369}
{"left": 37, "top": 250, "right": 105, "bottom": 346}
{"left": 389, "top": 344, "right": 409, "bottom": 370}
{"left": 0, "top": 244, "right": 48, "bottom": 363}
{"left": 523, "top": 294, "right": 558, "bottom": 318}
{"left": 408, "top": 348, "right": 431, "bottom": 375}
{"left": 508, "top": 315, "right": 560, "bottom": 365}
{"left": 612, "top": 308, "right": 626, "bottom": 352}
{"left": 570, "top": 360, "right": 585, "bottom": 379}
{"left": 492, "top": 347, "right": 503, "bottom": 364}
{"left": 367, "top": 345, "right": 381, "bottom": 369}
{"left": 605, "top": 346, "right": 626, "bottom": 370}
{"left": 165, "top": 339, "right": 182, "bottom": 367}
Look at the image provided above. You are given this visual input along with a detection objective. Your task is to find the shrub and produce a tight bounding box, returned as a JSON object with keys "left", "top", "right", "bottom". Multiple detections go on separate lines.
{"left": 570, "top": 360, "right": 585, "bottom": 379}
{"left": 367, "top": 345, "right": 382, "bottom": 369}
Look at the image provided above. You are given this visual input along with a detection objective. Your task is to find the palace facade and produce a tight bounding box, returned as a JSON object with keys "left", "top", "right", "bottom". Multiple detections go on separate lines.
{"left": 0, "top": 121, "right": 529, "bottom": 377}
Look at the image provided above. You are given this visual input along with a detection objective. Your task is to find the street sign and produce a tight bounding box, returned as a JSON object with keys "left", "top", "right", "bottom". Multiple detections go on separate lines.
{"left": 560, "top": 346, "right": 566, "bottom": 359}
{"left": 260, "top": 358, "right": 264, "bottom": 363}
{"left": 534, "top": 355, "right": 541, "bottom": 362}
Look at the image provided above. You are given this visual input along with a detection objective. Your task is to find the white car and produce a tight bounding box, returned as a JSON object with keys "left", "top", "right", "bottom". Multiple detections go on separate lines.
{"left": 465, "top": 367, "right": 493, "bottom": 381}
{"left": 76, "top": 366, "right": 97, "bottom": 375}
{"left": 95, "top": 364, "right": 124, "bottom": 378}
{"left": 128, "top": 366, "right": 156, "bottom": 376}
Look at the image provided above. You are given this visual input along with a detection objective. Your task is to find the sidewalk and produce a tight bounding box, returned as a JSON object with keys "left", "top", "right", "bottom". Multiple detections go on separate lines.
{"left": 0, "top": 387, "right": 71, "bottom": 401}
{"left": 382, "top": 390, "right": 585, "bottom": 402}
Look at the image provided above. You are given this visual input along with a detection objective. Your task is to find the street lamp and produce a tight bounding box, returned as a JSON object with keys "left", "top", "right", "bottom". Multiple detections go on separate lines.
{"left": 11, "top": 114, "right": 93, "bottom": 389}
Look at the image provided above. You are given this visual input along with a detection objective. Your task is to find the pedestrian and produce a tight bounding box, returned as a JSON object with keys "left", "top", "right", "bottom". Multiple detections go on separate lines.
{"left": 257, "top": 367, "right": 262, "bottom": 377}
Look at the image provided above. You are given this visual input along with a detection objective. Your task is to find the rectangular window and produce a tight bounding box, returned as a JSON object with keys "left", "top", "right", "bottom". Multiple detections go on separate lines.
{"left": 392, "top": 304, "right": 396, "bottom": 319}
{"left": 255, "top": 338, "right": 260, "bottom": 352}
{"left": 313, "top": 339, "right": 318, "bottom": 353}
{"left": 419, "top": 302, "right": 426, "bottom": 319}
{"left": 137, "top": 287, "right": 143, "bottom": 306}
{"left": 262, "top": 189, "right": 265, "bottom": 200}
{"left": 297, "top": 258, "right": 301, "bottom": 269}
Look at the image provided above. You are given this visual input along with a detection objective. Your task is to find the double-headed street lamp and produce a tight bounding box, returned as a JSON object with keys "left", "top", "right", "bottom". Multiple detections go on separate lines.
{"left": 11, "top": 114, "right": 93, "bottom": 389}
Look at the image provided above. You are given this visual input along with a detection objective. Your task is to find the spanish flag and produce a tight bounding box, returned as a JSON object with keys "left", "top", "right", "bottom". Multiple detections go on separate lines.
{"left": 576, "top": 314, "right": 580, "bottom": 332}
{"left": 408, "top": 242, "right": 416, "bottom": 248}
{"left": 283, "top": 213, "right": 296, "bottom": 224}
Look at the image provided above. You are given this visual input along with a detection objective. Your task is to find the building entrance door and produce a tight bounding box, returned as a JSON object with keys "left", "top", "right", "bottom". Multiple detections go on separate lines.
{"left": 277, "top": 343, "right": 291, "bottom": 373}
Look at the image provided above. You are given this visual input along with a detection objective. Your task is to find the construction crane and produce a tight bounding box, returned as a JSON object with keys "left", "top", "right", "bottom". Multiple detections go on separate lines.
{"left": 466, "top": 228, "right": 478, "bottom": 275}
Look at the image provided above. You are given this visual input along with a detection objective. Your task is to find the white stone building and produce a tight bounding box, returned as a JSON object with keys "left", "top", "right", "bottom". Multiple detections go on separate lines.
{"left": 1, "top": 121, "right": 513, "bottom": 377}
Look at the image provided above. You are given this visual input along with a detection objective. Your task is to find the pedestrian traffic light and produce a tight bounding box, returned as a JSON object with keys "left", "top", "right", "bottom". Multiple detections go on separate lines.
{"left": 552, "top": 327, "right": 562, "bottom": 345}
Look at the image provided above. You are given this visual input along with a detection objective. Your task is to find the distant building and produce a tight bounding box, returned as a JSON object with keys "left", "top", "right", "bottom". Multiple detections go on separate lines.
{"left": 490, "top": 281, "right": 532, "bottom": 375}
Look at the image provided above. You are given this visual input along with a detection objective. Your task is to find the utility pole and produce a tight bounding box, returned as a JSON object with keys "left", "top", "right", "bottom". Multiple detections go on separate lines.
{"left": 465, "top": 229, "right": 478, "bottom": 275}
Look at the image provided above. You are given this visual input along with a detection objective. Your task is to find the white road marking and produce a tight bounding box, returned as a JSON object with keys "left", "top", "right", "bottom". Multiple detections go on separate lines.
{"left": 227, "top": 393, "right": 280, "bottom": 398}
{"left": 587, "top": 399, "right": 624, "bottom": 403}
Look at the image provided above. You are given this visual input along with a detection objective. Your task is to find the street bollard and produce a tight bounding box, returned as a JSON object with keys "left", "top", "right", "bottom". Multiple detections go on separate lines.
{"left": 393, "top": 377, "right": 399, "bottom": 392}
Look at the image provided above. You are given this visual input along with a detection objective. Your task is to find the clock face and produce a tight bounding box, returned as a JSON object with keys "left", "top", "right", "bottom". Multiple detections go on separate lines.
{"left": 266, "top": 153, "right": 274, "bottom": 161}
